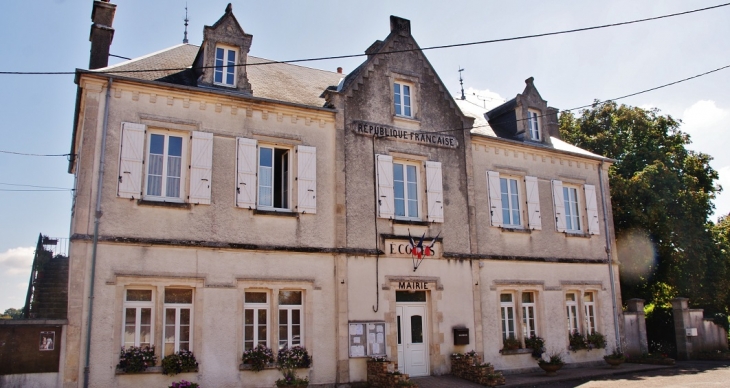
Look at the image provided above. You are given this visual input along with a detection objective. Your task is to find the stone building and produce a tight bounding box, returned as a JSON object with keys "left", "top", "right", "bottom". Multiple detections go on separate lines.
{"left": 61, "top": 2, "right": 622, "bottom": 387}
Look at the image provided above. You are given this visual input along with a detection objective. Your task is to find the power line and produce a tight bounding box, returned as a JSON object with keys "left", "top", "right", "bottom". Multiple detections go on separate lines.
{"left": 1, "top": 2, "right": 728, "bottom": 76}
{"left": 0, "top": 189, "right": 72, "bottom": 192}
{"left": 0, "top": 183, "right": 73, "bottom": 190}
{"left": 0, "top": 150, "right": 70, "bottom": 157}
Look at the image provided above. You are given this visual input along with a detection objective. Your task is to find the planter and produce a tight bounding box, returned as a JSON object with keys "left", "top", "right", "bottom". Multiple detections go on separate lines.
{"left": 276, "top": 383, "right": 308, "bottom": 388}
{"left": 604, "top": 357, "right": 625, "bottom": 368}
{"left": 538, "top": 363, "right": 563, "bottom": 376}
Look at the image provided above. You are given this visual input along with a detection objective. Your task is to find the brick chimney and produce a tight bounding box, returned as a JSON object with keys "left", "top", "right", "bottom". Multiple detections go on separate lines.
{"left": 89, "top": 0, "right": 117, "bottom": 69}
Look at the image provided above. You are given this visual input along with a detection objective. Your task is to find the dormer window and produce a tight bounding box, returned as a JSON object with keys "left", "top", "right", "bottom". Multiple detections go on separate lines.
{"left": 394, "top": 82, "right": 412, "bottom": 118}
{"left": 527, "top": 110, "right": 540, "bottom": 141}
{"left": 214, "top": 45, "right": 237, "bottom": 86}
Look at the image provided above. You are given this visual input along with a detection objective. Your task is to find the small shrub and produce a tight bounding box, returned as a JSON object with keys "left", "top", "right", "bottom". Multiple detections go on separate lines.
{"left": 538, "top": 350, "right": 564, "bottom": 365}
{"left": 524, "top": 335, "right": 545, "bottom": 358}
{"left": 587, "top": 331, "right": 606, "bottom": 349}
{"left": 242, "top": 344, "right": 275, "bottom": 372}
{"left": 161, "top": 349, "right": 199, "bottom": 376}
{"left": 277, "top": 346, "right": 311, "bottom": 369}
{"left": 117, "top": 345, "right": 157, "bottom": 373}
{"left": 168, "top": 380, "right": 200, "bottom": 388}
{"left": 501, "top": 335, "right": 521, "bottom": 351}
{"left": 604, "top": 348, "right": 625, "bottom": 360}
{"left": 568, "top": 331, "right": 587, "bottom": 351}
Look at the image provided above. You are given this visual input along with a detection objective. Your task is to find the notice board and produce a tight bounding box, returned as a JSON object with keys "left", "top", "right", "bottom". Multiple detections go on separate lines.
{"left": 348, "top": 321, "right": 386, "bottom": 358}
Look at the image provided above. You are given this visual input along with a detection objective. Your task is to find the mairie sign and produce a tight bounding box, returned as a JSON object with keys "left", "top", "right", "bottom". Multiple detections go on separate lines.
{"left": 352, "top": 120, "right": 459, "bottom": 149}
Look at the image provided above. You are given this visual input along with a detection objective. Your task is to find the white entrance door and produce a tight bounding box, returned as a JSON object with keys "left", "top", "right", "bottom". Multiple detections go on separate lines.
{"left": 396, "top": 304, "right": 429, "bottom": 376}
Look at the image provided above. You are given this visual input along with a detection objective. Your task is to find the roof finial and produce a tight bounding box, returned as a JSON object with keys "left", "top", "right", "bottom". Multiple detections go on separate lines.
{"left": 183, "top": 3, "right": 189, "bottom": 44}
{"left": 458, "top": 67, "right": 466, "bottom": 100}
{"left": 225, "top": 3, "right": 233, "bottom": 13}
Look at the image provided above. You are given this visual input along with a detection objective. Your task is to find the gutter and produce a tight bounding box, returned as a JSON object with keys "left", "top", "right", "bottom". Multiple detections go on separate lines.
{"left": 598, "top": 160, "right": 622, "bottom": 352}
{"left": 83, "top": 77, "right": 112, "bottom": 388}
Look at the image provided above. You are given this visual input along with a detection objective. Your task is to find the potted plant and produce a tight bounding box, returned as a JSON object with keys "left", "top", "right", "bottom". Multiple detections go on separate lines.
{"left": 537, "top": 351, "right": 564, "bottom": 376}
{"left": 587, "top": 331, "right": 607, "bottom": 350}
{"left": 524, "top": 335, "right": 545, "bottom": 358}
{"left": 501, "top": 335, "right": 521, "bottom": 352}
{"left": 168, "top": 380, "right": 200, "bottom": 388}
{"left": 241, "top": 344, "right": 275, "bottom": 372}
{"left": 161, "top": 349, "right": 199, "bottom": 375}
{"left": 275, "top": 346, "right": 311, "bottom": 387}
{"left": 603, "top": 348, "right": 626, "bottom": 368}
{"left": 568, "top": 331, "right": 587, "bottom": 352}
{"left": 116, "top": 345, "right": 157, "bottom": 373}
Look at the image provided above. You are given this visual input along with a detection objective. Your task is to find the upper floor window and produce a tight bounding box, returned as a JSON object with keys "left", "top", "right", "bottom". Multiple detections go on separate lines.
{"left": 117, "top": 123, "right": 213, "bottom": 204}
{"left": 487, "top": 171, "right": 542, "bottom": 230}
{"left": 563, "top": 186, "right": 581, "bottom": 232}
{"left": 500, "top": 177, "right": 521, "bottom": 227}
{"left": 394, "top": 82, "right": 412, "bottom": 118}
{"left": 258, "top": 146, "right": 290, "bottom": 210}
{"left": 393, "top": 161, "right": 419, "bottom": 219}
{"left": 214, "top": 45, "right": 237, "bottom": 86}
{"left": 527, "top": 110, "right": 540, "bottom": 140}
{"left": 551, "top": 180, "right": 600, "bottom": 235}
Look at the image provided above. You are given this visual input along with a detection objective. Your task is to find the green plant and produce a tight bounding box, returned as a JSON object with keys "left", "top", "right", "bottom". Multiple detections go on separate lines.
{"left": 568, "top": 331, "right": 587, "bottom": 351}
{"left": 168, "top": 380, "right": 200, "bottom": 388}
{"left": 370, "top": 355, "right": 389, "bottom": 362}
{"left": 242, "top": 344, "right": 274, "bottom": 372}
{"left": 604, "top": 348, "right": 626, "bottom": 360}
{"left": 116, "top": 345, "right": 157, "bottom": 373}
{"left": 161, "top": 349, "right": 198, "bottom": 375}
{"left": 524, "top": 334, "right": 545, "bottom": 358}
{"left": 537, "top": 351, "right": 564, "bottom": 366}
{"left": 275, "top": 369, "right": 309, "bottom": 386}
{"left": 276, "top": 346, "right": 311, "bottom": 386}
{"left": 501, "top": 335, "right": 521, "bottom": 351}
{"left": 587, "top": 331, "right": 606, "bottom": 349}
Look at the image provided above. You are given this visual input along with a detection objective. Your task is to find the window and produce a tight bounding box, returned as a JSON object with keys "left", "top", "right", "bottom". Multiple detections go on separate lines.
{"left": 563, "top": 186, "right": 581, "bottom": 232}
{"left": 565, "top": 292, "right": 579, "bottom": 334}
{"left": 487, "top": 172, "right": 542, "bottom": 229}
{"left": 521, "top": 292, "right": 537, "bottom": 338}
{"left": 123, "top": 289, "right": 154, "bottom": 348}
{"left": 551, "top": 181, "right": 600, "bottom": 234}
{"left": 146, "top": 133, "right": 184, "bottom": 200}
{"left": 500, "top": 177, "right": 521, "bottom": 227}
{"left": 500, "top": 293, "right": 516, "bottom": 340}
{"left": 258, "top": 146, "right": 290, "bottom": 210}
{"left": 394, "top": 82, "right": 412, "bottom": 117}
{"left": 164, "top": 288, "right": 193, "bottom": 355}
{"left": 235, "top": 139, "right": 317, "bottom": 213}
{"left": 244, "top": 291, "right": 269, "bottom": 350}
{"left": 117, "top": 123, "right": 213, "bottom": 204}
{"left": 278, "top": 291, "right": 303, "bottom": 349}
{"left": 527, "top": 110, "right": 540, "bottom": 140}
{"left": 214, "top": 45, "right": 236, "bottom": 86}
{"left": 393, "top": 161, "right": 419, "bottom": 219}
{"left": 583, "top": 292, "right": 597, "bottom": 334}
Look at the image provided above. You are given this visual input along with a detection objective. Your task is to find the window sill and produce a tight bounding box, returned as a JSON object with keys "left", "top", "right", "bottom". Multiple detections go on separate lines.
{"left": 499, "top": 348, "right": 532, "bottom": 356}
{"left": 392, "top": 218, "right": 431, "bottom": 226}
{"left": 137, "top": 200, "right": 191, "bottom": 209}
{"left": 239, "top": 363, "right": 311, "bottom": 371}
{"left": 253, "top": 209, "right": 298, "bottom": 217}
{"left": 115, "top": 366, "right": 163, "bottom": 375}
{"left": 213, "top": 82, "right": 237, "bottom": 89}
{"left": 563, "top": 232, "right": 591, "bottom": 238}
{"left": 500, "top": 227, "right": 530, "bottom": 234}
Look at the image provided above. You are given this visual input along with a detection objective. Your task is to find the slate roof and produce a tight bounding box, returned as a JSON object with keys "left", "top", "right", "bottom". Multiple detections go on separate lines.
{"left": 93, "top": 44, "right": 343, "bottom": 108}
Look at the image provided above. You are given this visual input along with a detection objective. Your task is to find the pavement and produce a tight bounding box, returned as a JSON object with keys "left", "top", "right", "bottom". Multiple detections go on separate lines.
{"left": 411, "top": 362, "right": 675, "bottom": 388}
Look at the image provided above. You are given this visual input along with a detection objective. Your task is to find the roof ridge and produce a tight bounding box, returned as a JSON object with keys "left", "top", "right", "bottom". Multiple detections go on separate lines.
{"left": 92, "top": 43, "right": 198, "bottom": 72}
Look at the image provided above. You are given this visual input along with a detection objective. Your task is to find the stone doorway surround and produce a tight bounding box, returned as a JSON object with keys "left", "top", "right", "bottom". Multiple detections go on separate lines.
{"left": 382, "top": 275, "right": 446, "bottom": 375}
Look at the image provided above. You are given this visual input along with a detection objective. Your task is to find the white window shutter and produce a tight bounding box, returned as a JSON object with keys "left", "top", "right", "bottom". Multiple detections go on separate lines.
{"left": 525, "top": 176, "right": 542, "bottom": 230}
{"left": 296, "top": 145, "right": 317, "bottom": 214}
{"left": 189, "top": 131, "right": 213, "bottom": 205}
{"left": 584, "top": 184, "right": 600, "bottom": 235}
{"left": 236, "top": 137, "right": 257, "bottom": 209}
{"left": 487, "top": 171, "right": 503, "bottom": 227}
{"left": 425, "top": 161, "right": 444, "bottom": 223}
{"left": 552, "top": 180, "right": 566, "bottom": 232}
{"left": 117, "top": 122, "right": 146, "bottom": 199}
{"left": 376, "top": 154, "right": 394, "bottom": 219}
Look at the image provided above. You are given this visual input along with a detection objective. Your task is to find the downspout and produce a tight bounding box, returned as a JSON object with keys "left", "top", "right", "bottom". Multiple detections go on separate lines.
{"left": 598, "top": 160, "right": 621, "bottom": 352}
{"left": 371, "top": 135, "right": 380, "bottom": 313}
{"left": 83, "top": 77, "right": 112, "bottom": 388}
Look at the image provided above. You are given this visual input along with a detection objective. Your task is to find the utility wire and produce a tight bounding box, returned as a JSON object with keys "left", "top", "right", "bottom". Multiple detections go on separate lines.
{"left": 0, "top": 189, "right": 72, "bottom": 192}
{"left": 0, "top": 2, "right": 728, "bottom": 75}
{"left": 0, "top": 182, "right": 74, "bottom": 190}
{"left": 0, "top": 150, "right": 70, "bottom": 157}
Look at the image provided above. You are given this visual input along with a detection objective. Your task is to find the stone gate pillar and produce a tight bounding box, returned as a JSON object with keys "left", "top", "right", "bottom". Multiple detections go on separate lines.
{"left": 671, "top": 297, "right": 692, "bottom": 360}
{"left": 625, "top": 299, "right": 648, "bottom": 355}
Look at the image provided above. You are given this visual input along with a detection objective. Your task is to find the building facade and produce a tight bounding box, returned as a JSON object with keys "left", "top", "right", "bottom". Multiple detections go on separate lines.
{"left": 62, "top": 2, "right": 622, "bottom": 387}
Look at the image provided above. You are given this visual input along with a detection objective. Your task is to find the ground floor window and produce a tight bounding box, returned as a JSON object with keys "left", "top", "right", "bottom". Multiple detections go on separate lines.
{"left": 123, "top": 289, "right": 154, "bottom": 348}
{"left": 499, "top": 290, "right": 540, "bottom": 348}
{"left": 566, "top": 290, "right": 599, "bottom": 336}
{"left": 278, "top": 290, "right": 303, "bottom": 349}
{"left": 164, "top": 288, "right": 193, "bottom": 356}
{"left": 244, "top": 291, "right": 269, "bottom": 350}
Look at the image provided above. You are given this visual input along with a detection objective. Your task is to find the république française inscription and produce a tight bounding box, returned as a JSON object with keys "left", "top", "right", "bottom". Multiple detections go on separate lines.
{"left": 352, "top": 120, "right": 459, "bottom": 149}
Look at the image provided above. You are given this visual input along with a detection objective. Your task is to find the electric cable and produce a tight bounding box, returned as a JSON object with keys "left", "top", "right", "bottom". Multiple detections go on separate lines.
{"left": 0, "top": 150, "right": 71, "bottom": 157}
{"left": 0, "top": 2, "right": 727, "bottom": 75}
{"left": 0, "top": 182, "right": 74, "bottom": 190}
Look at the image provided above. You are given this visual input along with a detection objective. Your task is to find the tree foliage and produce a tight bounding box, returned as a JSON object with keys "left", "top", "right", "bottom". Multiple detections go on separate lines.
{"left": 1, "top": 308, "right": 23, "bottom": 319}
{"left": 559, "top": 101, "right": 726, "bottom": 312}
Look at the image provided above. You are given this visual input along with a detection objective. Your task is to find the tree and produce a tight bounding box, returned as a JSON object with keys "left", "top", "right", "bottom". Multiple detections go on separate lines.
{"left": 559, "top": 101, "right": 725, "bottom": 311}
{"left": 1, "top": 308, "right": 23, "bottom": 319}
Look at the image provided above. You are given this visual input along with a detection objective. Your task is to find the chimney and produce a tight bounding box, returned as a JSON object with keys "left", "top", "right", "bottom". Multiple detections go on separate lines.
{"left": 89, "top": 0, "right": 117, "bottom": 69}
{"left": 337, "top": 67, "right": 343, "bottom": 74}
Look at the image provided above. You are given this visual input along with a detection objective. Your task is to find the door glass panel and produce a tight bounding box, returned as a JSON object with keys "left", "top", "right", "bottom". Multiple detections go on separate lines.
{"left": 410, "top": 315, "right": 423, "bottom": 344}
{"left": 397, "top": 315, "right": 402, "bottom": 345}
{"left": 396, "top": 291, "right": 427, "bottom": 302}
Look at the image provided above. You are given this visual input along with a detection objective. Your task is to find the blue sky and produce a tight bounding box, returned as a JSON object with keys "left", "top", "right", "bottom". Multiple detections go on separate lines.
{"left": 1, "top": 0, "right": 729, "bottom": 312}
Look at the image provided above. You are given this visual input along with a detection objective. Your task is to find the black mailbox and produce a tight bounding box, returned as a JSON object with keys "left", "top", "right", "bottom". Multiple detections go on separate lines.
{"left": 453, "top": 327, "right": 469, "bottom": 345}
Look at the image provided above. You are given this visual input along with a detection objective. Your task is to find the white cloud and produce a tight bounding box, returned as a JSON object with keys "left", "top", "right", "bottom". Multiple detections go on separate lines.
{"left": 461, "top": 87, "right": 506, "bottom": 111}
{"left": 16, "top": 282, "right": 27, "bottom": 290}
{"left": 682, "top": 101, "right": 730, "bottom": 164}
{"left": 0, "top": 246, "right": 34, "bottom": 276}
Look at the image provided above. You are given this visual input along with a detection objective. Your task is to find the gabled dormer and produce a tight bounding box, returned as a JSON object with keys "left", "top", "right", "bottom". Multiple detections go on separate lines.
{"left": 486, "top": 77, "right": 560, "bottom": 144}
{"left": 193, "top": 3, "right": 253, "bottom": 93}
